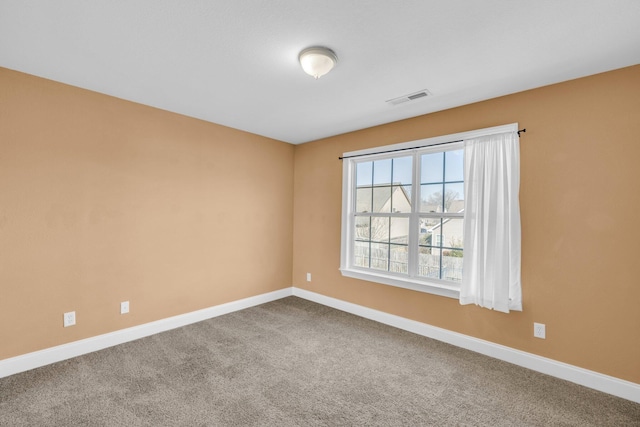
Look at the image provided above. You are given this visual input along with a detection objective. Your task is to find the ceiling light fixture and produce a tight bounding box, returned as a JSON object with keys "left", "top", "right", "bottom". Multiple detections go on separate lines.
{"left": 299, "top": 47, "right": 338, "bottom": 79}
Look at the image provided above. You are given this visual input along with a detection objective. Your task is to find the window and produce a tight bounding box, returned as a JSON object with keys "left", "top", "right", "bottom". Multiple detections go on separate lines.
{"left": 341, "top": 144, "right": 463, "bottom": 297}
{"left": 340, "top": 124, "right": 517, "bottom": 299}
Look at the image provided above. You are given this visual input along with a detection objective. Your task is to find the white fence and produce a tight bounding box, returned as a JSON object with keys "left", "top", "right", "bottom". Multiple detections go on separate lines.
{"left": 354, "top": 245, "right": 463, "bottom": 282}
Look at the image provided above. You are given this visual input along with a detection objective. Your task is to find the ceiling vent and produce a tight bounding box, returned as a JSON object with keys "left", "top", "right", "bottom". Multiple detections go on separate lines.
{"left": 386, "top": 89, "right": 432, "bottom": 106}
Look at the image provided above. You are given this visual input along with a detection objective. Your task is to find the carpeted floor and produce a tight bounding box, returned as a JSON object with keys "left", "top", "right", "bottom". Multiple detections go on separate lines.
{"left": 1, "top": 296, "right": 638, "bottom": 426}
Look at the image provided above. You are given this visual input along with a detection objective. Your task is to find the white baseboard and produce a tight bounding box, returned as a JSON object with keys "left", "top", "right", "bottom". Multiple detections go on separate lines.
{"left": 292, "top": 287, "right": 640, "bottom": 404}
{"left": 3, "top": 286, "right": 637, "bottom": 404}
{"left": 0, "top": 288, "right": 293, "bottom": 379}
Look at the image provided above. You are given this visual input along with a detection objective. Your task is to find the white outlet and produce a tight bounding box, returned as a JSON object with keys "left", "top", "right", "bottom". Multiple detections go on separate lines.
{"left": 120, "top": 301, "right": 129, "bottom": 314}
{"left": 63, "top": 311, "right": 76, "bottom": 327}
{"left": 306, "top": 273, "right": 311, "bottom": 282}
{"left": 534, "top": 322, "right": 546, "bottom": 339}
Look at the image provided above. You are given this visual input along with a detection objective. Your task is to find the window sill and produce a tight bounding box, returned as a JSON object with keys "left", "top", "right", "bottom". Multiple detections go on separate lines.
{"left": 339, "top": 267, "right": 460, "bottom": 300}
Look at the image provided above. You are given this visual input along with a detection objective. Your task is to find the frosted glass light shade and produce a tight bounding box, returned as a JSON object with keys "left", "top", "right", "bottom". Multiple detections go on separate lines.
{"left": 299, "top": 47, "right": 337, "bottom": 79}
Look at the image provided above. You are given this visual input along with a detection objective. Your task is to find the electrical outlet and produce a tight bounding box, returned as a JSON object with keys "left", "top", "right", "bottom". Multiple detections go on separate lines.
{"left": 533, "top": 322, "right": 546, "bottom": 339}
{"left": 120, "top": 301, "right": 129, "bottom": 314}
{"left": 306, "top": 273, "right": 311, "bottom": 282}
{"left": 63, "top": 311, "right": 76, "bottom": 327}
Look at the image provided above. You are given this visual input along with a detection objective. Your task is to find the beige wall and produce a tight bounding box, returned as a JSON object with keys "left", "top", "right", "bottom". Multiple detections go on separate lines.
{"left": 0, "top": 68, "right": 294, "bottom": 360}
{"left": 292, "top": 65, "right": 640, "bottom": 383}
{"left": 2, "top": 64, "right": 638, "bottom": 385}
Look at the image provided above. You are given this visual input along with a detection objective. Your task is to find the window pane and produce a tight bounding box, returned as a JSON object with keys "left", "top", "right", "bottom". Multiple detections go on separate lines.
{"left": 421, "top": 152, "right": 443, "bottom": 184}
{"left": 442, "top": 251, "right": 463, "bottom": 282}
{"left": 444, "top": 182, "right": 464, "bottom": 212}
{"left": 373, "top": 159, "right": 392, "bottom": 185}
{"left": 354, "top": 241, "right": 370, "bottom": 268}
{"left": 418, "top": 247, "right": 440, "bottom": 279}
{"left": 356, "top": 188, "right": 372, "bottom": 213}
{"left": 373, "top": 186, "right": 392, "bottom": 213}
{"left": 392, "top": 156, "right": 412, "bottom": 185}
{"left": 354, "top": 216, "right": 370, "bottom": 240}
{"left": 419, "top": 217, "right": 442, "bottom": 247}
{"left": 390, "top": 245, "right": 408, "bottom": 274}
{"left": 420, "top": 184, "right": 444, "bottom": 212}
{"left": 356, "top": 162, "right": 373, "bottom": 187}
{"left": 370, "top": 243, "right": 389, "bottom": 271}
{"left": 444, "top": 149, "right": 464, "bottom": 182}
{"left": 390, "top": 217, "right": 409, "bottom": 244}
{"left": 441, "top": 218, "right": 464, "bottom": 249}
{"left": 370, "top": 217, "right": 389, "bottom": 243}
{"left": 391, "top": 185, "right": 411, "bottom": 212}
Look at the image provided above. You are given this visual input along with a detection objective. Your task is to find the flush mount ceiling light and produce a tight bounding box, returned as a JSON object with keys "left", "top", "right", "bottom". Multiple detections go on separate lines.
{"left": 299, "top": 47, "right": 338, "bottom": 79}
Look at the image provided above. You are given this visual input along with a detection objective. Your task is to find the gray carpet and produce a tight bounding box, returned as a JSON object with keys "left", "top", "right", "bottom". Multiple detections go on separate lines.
{"left": 1, "top": 297, "right": 638, "bottom": 426}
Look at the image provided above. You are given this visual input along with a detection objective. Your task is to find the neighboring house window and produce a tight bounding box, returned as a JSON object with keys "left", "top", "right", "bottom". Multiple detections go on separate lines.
{"left": 340, "top": 124, "right": 517, "bottom": 299}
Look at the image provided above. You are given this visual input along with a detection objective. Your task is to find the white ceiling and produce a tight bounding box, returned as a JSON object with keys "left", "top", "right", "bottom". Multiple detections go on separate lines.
{"left": 1, "top": 1, "right": 639, "bottom": 144}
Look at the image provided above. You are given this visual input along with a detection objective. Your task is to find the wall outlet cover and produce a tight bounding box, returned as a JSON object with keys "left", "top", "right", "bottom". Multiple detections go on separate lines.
{"left": 63, "top": 311, "right": 76, "bottom": 327}
{"left": 534, "top": 322, "right": 546, "bottom": 339}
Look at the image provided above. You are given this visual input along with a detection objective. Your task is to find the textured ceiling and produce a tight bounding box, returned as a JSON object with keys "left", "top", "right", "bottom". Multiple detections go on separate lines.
{"left": 1, "top": 1, "right": 639, "bottom": 144}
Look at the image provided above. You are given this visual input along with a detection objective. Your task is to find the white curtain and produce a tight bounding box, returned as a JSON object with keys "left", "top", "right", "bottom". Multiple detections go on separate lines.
{"left": 460, "top": 131, "right": 522, "bottom": 313}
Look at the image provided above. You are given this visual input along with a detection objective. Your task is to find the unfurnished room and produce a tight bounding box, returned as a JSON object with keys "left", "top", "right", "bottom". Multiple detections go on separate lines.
{"left": 1, "top": 1, "right": 639, "bottom": 425}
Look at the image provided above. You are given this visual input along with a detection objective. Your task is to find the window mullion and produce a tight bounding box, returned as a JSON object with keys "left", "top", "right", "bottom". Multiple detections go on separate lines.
{"left": 408, "top": 151, "right": 419, "bottom": 278}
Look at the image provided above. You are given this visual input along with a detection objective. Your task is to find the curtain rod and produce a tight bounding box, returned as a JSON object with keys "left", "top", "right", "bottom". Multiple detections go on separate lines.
{"left": 338, "top": 128, "right": 526, "bottom": 160}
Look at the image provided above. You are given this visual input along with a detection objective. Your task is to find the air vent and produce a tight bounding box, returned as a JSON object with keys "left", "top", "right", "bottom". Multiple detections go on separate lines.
{"left": 386, "top": 89, "right": 432, "bottom": 106}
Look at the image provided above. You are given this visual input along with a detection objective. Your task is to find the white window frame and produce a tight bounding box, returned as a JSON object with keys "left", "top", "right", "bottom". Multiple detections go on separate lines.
{"left": 339, "top": 124, "right": 518, "bottom": 299}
